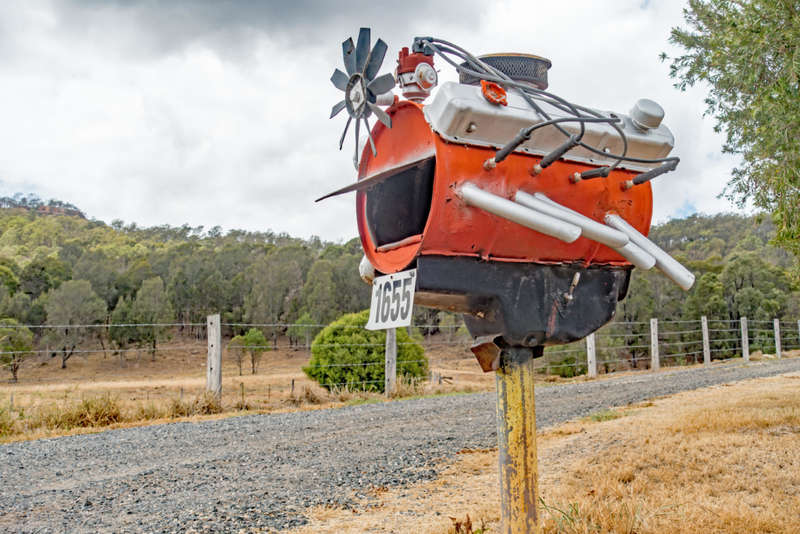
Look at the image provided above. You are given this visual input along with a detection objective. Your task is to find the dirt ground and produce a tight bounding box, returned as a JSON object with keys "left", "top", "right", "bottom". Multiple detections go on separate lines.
{"left": 1, "top": 333, "right": 493, "bottom": 410}
{"left": 291, "top": 371, "right": 800, "bottom": 534}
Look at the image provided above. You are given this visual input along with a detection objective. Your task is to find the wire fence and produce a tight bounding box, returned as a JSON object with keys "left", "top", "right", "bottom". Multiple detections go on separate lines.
{"left": 1, "top": 316, "right": 798, "bottom": 387}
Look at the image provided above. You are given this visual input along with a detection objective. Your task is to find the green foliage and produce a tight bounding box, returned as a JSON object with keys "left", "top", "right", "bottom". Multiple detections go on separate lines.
{"left": 0, "top": 318, "right": 34, "bottom": 382}
{"left": 303, "top": 310, "right": 427, "bottom": 392}
{"left": 0, "top": 199, "right": 796, "bottom": 372}
{"left": 548, "top": 356, "right": 587, "bottom": 379}
{"left": 665, "top": 0, "right": 800, "bottom": 273}
{"left": 0, "top": 265, "right": 19, "bottom": 294}
{"left": 586, "top": 409, "right": 623, "bottom": 422}
{"left": 44, "top": 280, "right": 106, "bottom": 368}
{"left": 682, "top": 273, "right": 727, "bottom": 321}
{"left": 242, "top": 328, "right": 268, "bottom": 374}
{"left": 133, "top": 277, "right": 174, "bottom": 361}
{"left": 19, "top": 256, "right": 71, "bottom": 298}
{"left": 288, "top": 312, "right": 319, "bottom": 347}
{"left": 228, "top": 329, "right": 270, "bottom": 375}
{"left": 227, "top": 335, "right": 247, "bottom": 376}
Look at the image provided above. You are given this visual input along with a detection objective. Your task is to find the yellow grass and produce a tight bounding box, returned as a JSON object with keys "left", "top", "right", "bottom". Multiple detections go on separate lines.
{"left": 290, "top": 372, "right": 800, "bottom": 534}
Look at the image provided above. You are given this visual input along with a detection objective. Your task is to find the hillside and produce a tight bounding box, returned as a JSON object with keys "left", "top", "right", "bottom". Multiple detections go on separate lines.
{"left": 0, "top": 195, "right": 796, "bottom": 381}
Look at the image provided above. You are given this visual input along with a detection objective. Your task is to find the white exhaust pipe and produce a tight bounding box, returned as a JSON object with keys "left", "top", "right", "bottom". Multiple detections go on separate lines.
{"left": 527, "top": 193, "right": 656, "bottom": 270}
{"left": 606, "top": 214, "right": 695, "bottom": 291}
{"left": 460, "top": 183, "right": 581, "bottom": 243}
{"left": 515, "top": 191, "right": 629, "bottom": 249}
{"left": 613, "top": 241, "right": 657, "bottom": 270}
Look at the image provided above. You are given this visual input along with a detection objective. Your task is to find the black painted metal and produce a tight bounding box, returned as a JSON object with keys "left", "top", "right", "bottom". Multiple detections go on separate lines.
{"left": 366, "top": 158, "right": 435, "bottom": 246}
{"left": 414, "top": 256, "right": 631, "bottom": 348}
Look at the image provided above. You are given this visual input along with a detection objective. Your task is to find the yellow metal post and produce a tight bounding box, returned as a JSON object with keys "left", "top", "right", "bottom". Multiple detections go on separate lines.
{"left": 496, "top": 346, "right": 540, "bottom": 534}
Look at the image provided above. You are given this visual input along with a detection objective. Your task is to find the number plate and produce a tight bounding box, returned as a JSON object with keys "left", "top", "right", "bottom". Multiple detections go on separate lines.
{"left": 365, "top": 269, "right": 416, "bottom": 331}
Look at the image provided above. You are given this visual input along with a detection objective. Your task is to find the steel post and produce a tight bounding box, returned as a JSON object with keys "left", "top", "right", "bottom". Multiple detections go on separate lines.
{"left": 496, "top": 346, "right": 540, "bottom": 534}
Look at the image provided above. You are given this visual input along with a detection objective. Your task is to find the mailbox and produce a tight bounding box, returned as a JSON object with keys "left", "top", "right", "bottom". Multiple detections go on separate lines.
{"left": 322, "top": 30, "right": 694, "bottom": 369}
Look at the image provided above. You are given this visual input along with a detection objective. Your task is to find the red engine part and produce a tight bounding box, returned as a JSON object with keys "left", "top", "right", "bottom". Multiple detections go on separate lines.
{"left": 356, "top": 101, "right": 653, "bottom": 276}
{"left": 396, "top": 47, "right": 433, "bottom": 74}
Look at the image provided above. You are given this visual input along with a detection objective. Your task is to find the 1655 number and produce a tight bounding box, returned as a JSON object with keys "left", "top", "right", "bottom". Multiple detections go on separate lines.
{"left": 366, "top": 269, "right": 416, "bottom": 330}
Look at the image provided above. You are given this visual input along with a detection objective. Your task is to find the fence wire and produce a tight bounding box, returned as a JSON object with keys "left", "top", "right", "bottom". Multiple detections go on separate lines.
{"left": 1, "top": 316, "right": 798, "bottom": 386}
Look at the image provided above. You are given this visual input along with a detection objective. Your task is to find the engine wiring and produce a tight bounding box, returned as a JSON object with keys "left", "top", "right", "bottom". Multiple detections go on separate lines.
{"left": 416, "top": 37, "right": 681, "bottom": 177}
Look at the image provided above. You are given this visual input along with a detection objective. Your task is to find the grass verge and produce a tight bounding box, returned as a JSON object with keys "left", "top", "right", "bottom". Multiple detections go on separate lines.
{"left": 290, "top": 372, "right": 800, "bottom": 534}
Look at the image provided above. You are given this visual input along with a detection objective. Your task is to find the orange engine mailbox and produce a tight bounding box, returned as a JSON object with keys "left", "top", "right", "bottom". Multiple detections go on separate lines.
{"left": 322, "top": 30, "right": 694, "bottom": 368}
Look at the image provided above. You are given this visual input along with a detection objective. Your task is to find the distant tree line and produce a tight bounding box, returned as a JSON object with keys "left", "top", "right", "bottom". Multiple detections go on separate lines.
{"left": 0, "top": 197, "right": 797, "bottom": 380}
{"left": 0, "top": 200, "right": 370, "bottom": 376}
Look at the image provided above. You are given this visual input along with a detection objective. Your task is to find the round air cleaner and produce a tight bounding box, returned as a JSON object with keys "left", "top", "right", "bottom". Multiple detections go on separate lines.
{"left": 459, "top": 53, "right": 552, "bottom": 89}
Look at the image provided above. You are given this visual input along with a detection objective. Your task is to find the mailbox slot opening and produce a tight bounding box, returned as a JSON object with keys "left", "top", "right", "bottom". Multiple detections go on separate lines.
{"left": 365, "top": 157, "right": 435, "bottom": 248}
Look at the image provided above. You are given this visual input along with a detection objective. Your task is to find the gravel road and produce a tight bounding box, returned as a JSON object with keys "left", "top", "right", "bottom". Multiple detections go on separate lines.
{"left": 2, "top": 358, "right": 799, "bottom": 533}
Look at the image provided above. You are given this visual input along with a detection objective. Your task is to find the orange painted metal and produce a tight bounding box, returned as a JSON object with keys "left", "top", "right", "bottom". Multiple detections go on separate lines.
{"left": 480, "top": 80, "right": 508, "bottom": 106}
{"left": 357, "top": 102, "right": 653, "bottom": 275}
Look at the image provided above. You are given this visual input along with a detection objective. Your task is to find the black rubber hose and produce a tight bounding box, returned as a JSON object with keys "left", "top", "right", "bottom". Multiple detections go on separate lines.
{"left": 419, "top": 38, "right": 681, "bottom": 168}
{"left": 494, "top": 118, "right": 620, "bottom": 165}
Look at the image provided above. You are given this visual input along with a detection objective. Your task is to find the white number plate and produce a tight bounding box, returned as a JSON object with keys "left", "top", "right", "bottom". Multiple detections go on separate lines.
{"left": 365, "top": 269, "right": 416, "bottom": 331}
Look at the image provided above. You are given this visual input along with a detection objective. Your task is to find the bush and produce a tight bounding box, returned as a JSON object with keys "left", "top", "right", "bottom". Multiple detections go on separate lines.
{"left": 303, "top": 309, "right": 428, "bottom": 392}
{"left": 549, "top": 356, "right": 587, "bottom": 378}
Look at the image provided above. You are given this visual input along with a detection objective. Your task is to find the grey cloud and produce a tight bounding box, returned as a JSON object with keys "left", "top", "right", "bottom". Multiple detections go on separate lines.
{"left": 48, "top": 0, "right": 486, "bottom": 60}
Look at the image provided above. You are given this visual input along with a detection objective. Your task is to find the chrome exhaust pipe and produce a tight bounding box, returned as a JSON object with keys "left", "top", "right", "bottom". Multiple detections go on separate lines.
{"left": 459, "top": 183, "right": 581, "bottom": 243}
{"left": 613, "top": 241, "right": 657, "bottom": 270}
{"left": 525, "top": 193, "right": 656, "bottom": 270}
{"left": 605, "top": 214, "right": 695, "bottom": 290}
{"left": 514, "top": 191, "right": 629, "bottom": 249}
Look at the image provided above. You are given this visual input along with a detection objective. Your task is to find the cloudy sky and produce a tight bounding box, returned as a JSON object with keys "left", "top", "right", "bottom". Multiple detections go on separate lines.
{"left": 0, "top": 0, "right": 740, "bottom": 241}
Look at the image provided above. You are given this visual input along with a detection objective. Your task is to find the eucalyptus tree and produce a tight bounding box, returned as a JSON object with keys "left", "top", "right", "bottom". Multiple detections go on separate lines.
{"left": 666, "top": 0, "right": 800, "bottom": 272}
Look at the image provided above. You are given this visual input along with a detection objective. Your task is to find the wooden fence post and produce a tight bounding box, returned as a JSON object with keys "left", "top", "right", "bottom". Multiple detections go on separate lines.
{"left": 701, "top": 316, "right": 710, "bottom": 365}
{"left": 741, "top": 317, "right": 749, "bottom": 363}
{"left": 586, "top": 333, "right": 597, "bottom": 378}
{"left": 774, "top": 319, "right": 782, "bottom": 359}
{"left": 650, "top": 318, "right": 660, "bottom": 372}
{"left": 385, "top": 327, "right": 397, "bottom": 397}
{"left": 207, "top": 314, "right": 222, "bottom": 399}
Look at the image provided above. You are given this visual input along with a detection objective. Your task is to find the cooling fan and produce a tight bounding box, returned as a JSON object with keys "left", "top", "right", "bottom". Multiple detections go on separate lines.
{"left": 330, "top": 28, "right": 396, "bottom": 169}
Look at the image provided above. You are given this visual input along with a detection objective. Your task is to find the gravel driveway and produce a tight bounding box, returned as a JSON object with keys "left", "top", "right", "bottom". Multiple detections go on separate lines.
{"left": 2, "top": 358, "right": 799, "bottom": 533}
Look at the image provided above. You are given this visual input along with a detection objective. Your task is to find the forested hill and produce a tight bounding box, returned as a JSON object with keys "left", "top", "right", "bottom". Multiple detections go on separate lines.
{"left": 0, "top": 198, "right": 795, "bottom": 340}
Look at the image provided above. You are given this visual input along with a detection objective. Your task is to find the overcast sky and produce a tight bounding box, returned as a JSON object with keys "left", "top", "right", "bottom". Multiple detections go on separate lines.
{"left": 0, "top": 0, "right": 741, "bottom": 241}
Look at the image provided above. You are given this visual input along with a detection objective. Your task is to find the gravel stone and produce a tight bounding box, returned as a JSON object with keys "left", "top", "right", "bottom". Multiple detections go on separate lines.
{"left": 1, "top": 358, "right": 798, "bottom": 533}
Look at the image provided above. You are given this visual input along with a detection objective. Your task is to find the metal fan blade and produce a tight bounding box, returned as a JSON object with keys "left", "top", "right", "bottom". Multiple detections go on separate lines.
{"left": 342, "top": 38, "right": 357, "bottom": 76}
{"left": 331, "top": 69, "right": 349, "bottom": 91}
{"left": 339, "top": 117, "right": 352, "bottom": 150}
{"left": 363, "top": 38, "right": 388, "bottom": 81}
{"left": 367, "top": 73, "right": 395, "bottom": 96}
{"left": 355, "top": 28, "right": 370, "bottom": 74}
{"left": 331, "top": 100, "right": 347, "bottom": 119}
{"left": 353, "top": 117, "right": 361, "bottom": 170}
{"left": 364, "top": 117, "right": 377, "bottom": 157}
{"left": 367, "top": 102, "right": 392, "bottom": 128}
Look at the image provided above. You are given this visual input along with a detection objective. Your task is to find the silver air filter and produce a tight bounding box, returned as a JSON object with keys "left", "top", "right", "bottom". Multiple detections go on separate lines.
{"left": 459, "top": 53, "right": 552, "bottom": 90}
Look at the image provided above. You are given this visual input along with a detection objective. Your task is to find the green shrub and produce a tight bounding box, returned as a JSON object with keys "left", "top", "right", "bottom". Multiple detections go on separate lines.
{"left": 303, "top": 310, "right": 427, "bottom": 392}
{"left": 549, "top": 356, "right": 587, "bottom": 378}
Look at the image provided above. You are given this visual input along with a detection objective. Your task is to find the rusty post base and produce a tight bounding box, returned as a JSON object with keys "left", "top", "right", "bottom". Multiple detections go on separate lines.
{"left": 496, "top": 346, "right": 541, "bottom": 534}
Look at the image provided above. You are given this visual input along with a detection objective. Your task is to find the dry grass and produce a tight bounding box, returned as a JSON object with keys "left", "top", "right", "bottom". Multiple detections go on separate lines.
{"left": 26, "top": 392, "right": 125, "bottom": 430}
{"left": 167, "top": 391, "right": 225, "bottom": 417}
{"left": 290, "top": 373, "right": 800, "bottom": 534}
